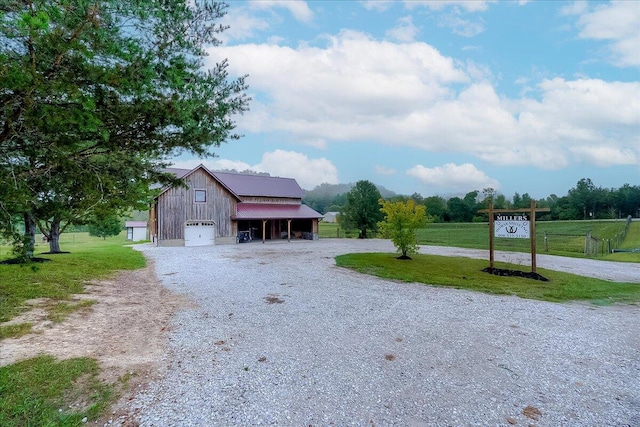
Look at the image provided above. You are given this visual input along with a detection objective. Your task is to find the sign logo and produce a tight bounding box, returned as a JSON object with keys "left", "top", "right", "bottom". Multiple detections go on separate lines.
{"left": 495, "top": 214, "right": 530, "bottom": 239}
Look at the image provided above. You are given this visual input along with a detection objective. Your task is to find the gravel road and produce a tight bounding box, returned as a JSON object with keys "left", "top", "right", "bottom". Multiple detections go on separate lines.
{"left": 126, "top": 239, "right": 639, "bottom": 426}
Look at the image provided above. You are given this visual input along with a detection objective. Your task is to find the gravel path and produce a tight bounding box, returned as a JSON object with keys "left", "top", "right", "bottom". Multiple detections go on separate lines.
{"left": 127, "top": 239, "right": 639, "bottom": 426}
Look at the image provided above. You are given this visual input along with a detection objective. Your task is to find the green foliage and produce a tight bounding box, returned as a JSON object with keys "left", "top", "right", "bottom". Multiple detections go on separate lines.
{"left": 424, "top": 196, "right": 447, "bottom": 222}
{"left": 88, "top": 215, "right": 122, "bottom": 240}
{"left": 0, "top": 1, "right": 250, "bottom": 257}
{"left": 0, "top": 356, "right": 114, "bottom": 427}
{"left": 335, "top": 253, "right": 640, "bottom": 303}
{"left": 340, "top": 180, "right": 384, "bottom": 238}
{"left": 378, "top": 199, "right": 428, "bottom": 257}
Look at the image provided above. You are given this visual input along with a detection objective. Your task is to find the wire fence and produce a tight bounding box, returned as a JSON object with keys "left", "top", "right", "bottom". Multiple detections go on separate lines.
{"left": 320, "top": 218, "right": 634, "bottom": 258}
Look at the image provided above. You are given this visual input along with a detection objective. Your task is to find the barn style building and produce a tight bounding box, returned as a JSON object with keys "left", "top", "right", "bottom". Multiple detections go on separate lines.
{"left": 149, "top": 165, "right": 323, "bottom": 246}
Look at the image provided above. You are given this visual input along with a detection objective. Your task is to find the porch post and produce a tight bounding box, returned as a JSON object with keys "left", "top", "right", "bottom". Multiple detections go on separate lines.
{"left": 287, "top": 219, "right": 291, "bottom": 242}
{"left": 262, "top": 219, "right": 267, "bottom": 244}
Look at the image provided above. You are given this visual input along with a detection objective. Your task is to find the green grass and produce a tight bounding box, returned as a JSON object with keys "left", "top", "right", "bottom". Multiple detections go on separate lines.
{"left": 322, "top": 219, "right": 638, "bottom": 261}
{"left": 0, "top": 232, "right": 146, "bottom": 325}
{"left": 416, "top": 219, "right": 637, "bottom": 260}
{"left": 0, "top": 355, "right": 114, "bottom": 427}
{"left": 0, "top": 232, "right": 146, "bottom": 425}
{"left": 318, "top": 222, "right": 359, "bottom": 238}
{"left": 0, "top": 323, "right": 32, "bottom": 340}
{"left": 606, "top": 221, "right": 640, "bottom": 262}
{"left": 335, "top": 252, "right": 640, "bottom": 304}
{"left": 47, "top": 300, "right": 97, "bottom": 323}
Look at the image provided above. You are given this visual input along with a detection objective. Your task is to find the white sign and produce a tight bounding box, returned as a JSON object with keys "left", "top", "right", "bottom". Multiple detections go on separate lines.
{"left": 495, "top": 214, "right": 530, "bottom": 239}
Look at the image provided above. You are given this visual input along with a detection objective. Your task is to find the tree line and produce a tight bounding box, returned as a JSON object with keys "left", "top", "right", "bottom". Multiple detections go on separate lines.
{"left": 306, "top": 178, "right": 640, "bottom": 225}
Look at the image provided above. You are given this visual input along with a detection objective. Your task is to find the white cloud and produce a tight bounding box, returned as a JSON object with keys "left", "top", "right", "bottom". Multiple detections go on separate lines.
{"left": 170, "top": 150, "right": 338, "bottom": 190}
{"left": 403, "top": 1, "right": 495, "bottom": 13}
{"left": 360, "top": 0, "right": 394, "bottom": 12}
{"left": 407, "top": 163, "right": 499, "bottom": 192}
{"left": 560, "top": 1, "right": 589, "bottom": 16}
{"left": 374, "top": 165, "right": 397, "bottom": 176}
{"left": 569, "top": 145, "right": 639, "bottom": 167}
{"left": 208, "top": 31, "right": 640, "bottom": 171}
{"left": 219, "top": 7, "right": 269, "bottom": 43}
{"left": 253, "top": 150, "right": 339, "bottom": 189}
{"left": 386, "top": 16, "right": 420, "bottom": 42}
{"left": 249, "top": 0, "right": 313, "bottom": 23}
{"left": 438, "top": 13, "right": 485, "bottom": 37}
{"left": 571, "top": 1, "right": 640, "bottom": 67}
{"left": 169, "top": 158, "right": 252, "bottom": 172}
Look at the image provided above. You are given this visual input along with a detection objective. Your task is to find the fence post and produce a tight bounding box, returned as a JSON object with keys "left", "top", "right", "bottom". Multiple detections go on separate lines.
{"left": 544, "top": 232, "right": 548, "bottom": 252}
{"left": 585, "top": 231, "right": 590, "bottom": 255}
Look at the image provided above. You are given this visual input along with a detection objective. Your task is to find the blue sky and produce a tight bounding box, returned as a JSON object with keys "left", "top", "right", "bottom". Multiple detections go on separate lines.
{"left": 173, "top": 0, "right": 639, "bottom": 199}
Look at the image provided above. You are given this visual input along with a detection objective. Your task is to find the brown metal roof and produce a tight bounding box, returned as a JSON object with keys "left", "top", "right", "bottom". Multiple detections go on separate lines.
{"left": 213, "top": 171, "right": 305, "bottom": 199}
{"left": 125, "top": 221, "right": 147, "bottom": 228}
{"left": 234, "top": 203, "right": 323, "bottom": 220}
{"left": 163, "top": 168, "right": 192, "bottom": 179}
{"left": 158, "top": 166, "right": 306, "bottom": 200}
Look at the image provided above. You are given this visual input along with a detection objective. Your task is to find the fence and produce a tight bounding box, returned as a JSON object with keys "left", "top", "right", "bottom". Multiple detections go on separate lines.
{"left": 543, "top": 216, "right": 633, "bottom": 257}
{"left": 317, "top": 223, "right": 372, "bottom": 239}
{"left": 608, "top": 215, "right": 632, "bottom": 253}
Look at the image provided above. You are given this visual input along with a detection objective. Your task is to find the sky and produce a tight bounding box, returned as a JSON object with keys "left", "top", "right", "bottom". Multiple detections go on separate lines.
{"left": 172, "top": 0, "right": 640, "bottom": 199}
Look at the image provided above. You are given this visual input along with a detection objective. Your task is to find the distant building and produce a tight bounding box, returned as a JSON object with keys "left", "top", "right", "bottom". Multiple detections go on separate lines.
{"left": 125, "top": 221, "right": 148, "bottom": 242}
{"left": 323, "top": 212, "right": 340, "bottom": 223}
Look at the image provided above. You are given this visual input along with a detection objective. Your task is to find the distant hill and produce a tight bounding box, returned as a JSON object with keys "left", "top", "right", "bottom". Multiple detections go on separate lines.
{"left": 303, "top": 182, "right": 398, "bottom": 214}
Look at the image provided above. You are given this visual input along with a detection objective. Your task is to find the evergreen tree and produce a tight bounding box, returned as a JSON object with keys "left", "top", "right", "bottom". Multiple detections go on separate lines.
{"left": 0, "top": 1, "right": 249, "bottom": 258}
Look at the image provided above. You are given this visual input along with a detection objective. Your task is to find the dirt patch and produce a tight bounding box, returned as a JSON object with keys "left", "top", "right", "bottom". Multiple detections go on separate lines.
{"left": 0, "top": 259, "right": 188, "bottom": 425}
{"left": 263, "top": 294, "right": 285, "bottom": 304}
{"left": 523, "top": 405, "right": 542, "bottom": 420}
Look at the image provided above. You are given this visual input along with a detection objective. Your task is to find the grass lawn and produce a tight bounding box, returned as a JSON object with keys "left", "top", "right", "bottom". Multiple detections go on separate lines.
{"left": 335, "top": 252, "right": 640, "bottom": 304}
{"left": 0, "top": 233, "right": 145, "bottom": 325}
{"left": 606, "top": 221, "right": 640, "bottom": 262}
{"left": 0, "top": 356, "right": 114, "bottom": 427}
{"left": 0, "top": 232, "right": 146, "bottom": 426}
{"left": 321, "top": 219, "right": 639, "bottom": 262}
{"left": 416, "top": 219, "right": 636, "bottom": 259}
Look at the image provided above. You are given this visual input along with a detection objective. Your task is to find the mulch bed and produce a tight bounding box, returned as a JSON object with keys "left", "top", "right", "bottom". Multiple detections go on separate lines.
{"left": 1, "top": 257, "right": 51, "bottom": 265}
{"left": 482, "top": 267, "right": 549, "bottom": 281}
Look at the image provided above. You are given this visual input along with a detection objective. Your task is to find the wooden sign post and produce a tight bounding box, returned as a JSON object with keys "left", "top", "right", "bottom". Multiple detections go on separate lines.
{"left": 480, "top": 201, "right": 550, "bottom": 273}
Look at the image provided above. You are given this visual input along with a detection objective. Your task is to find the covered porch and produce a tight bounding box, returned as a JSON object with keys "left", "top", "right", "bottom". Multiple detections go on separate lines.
{"left": 233, "top": 203, "right": 322, "bottom": 243}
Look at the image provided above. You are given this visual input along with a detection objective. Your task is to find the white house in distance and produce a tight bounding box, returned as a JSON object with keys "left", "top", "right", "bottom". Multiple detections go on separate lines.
{"left": 323, "top": 212, "right": 339, "bottom": 223}
{"left": 125, "top": 221, "right": 148, "bottom": 242}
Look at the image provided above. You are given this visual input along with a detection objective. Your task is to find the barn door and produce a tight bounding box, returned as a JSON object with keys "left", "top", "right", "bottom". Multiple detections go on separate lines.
{"left": 184, "top": 221, "right": 215, "bottom": 246}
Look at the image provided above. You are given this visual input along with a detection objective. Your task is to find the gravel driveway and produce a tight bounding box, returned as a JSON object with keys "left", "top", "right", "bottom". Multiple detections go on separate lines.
{"left": 129, "top": 239, "right": 639, "bottom": 426}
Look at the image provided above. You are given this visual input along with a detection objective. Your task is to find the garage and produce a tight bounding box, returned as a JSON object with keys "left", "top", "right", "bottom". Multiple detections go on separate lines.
{"left": 184, "top": 221, "right": 215, "bottom": 246}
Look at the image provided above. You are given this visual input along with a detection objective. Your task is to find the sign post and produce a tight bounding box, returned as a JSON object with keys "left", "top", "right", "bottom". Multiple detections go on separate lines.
{"left": 480, "top": 201, "right": 549, "bottom": 273}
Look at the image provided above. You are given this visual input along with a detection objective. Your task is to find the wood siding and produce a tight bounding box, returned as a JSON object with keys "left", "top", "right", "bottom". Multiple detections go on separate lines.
{"left": 156, "top": 169, "right": 237, "bottom": 241}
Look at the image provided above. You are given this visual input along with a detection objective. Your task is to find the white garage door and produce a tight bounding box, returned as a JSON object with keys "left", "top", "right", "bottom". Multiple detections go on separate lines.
{"left": 184, "top": 221, "right": 215, "bottom": 246}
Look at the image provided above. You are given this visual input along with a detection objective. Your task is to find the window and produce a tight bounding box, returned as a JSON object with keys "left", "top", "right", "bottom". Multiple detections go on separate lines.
{"left": 194, "top": 189, "right": 206, "bottom": 203}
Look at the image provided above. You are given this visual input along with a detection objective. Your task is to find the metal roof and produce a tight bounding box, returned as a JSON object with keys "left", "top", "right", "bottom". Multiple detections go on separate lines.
{"left": 213, "top": 171, "right": 305, "bottom": 199}
{"left": 234, "top": 203, "right": 323, "bottom": 220}
{"left": 125, "top": 221, "right": 148, "bottom": 228}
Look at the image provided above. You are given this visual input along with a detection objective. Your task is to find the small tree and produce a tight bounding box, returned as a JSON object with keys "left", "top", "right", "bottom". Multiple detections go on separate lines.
{"left": 340, "top": 180, "right": 383, "bottom": 238}
{"left": 378, "top": 199, "right": 428, "bottom": 259}
{"left": 88, "top": 215, "right": 123, "bottom": 240}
